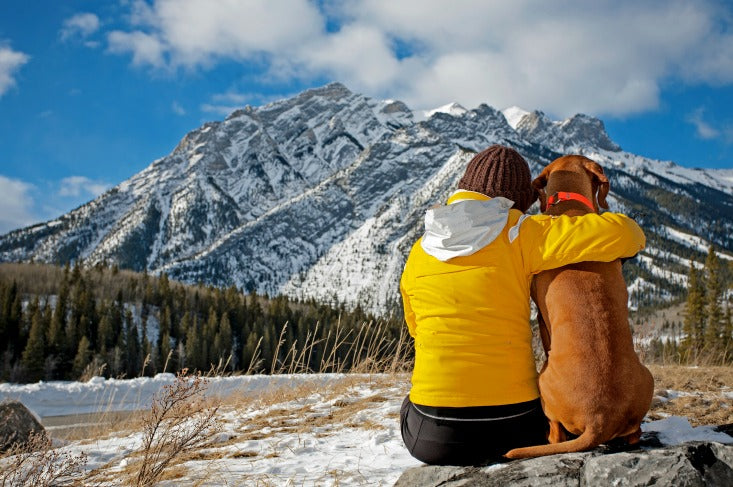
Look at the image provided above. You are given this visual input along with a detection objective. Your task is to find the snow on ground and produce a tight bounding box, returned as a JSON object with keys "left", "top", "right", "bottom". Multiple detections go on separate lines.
{"left": 1, "top": 374, "right": 732, "bottom": 486}
{"left": 642, "top": 416, "right": 733, "bottom": 445}
{"left": 0, "top": 373, "right": 334, "bottom": 418}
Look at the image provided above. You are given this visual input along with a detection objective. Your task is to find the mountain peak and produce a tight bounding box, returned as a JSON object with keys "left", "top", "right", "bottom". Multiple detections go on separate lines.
{"left": 424, "top": 102, "right": 468, "bottom": 118}
{"left": 2, "top": 82, "right": 730, "bottom": 317}
{"left": 512, "top": 110, "right": 621, "bottom": 152}
{"left": 559, "top": 113, "right": 621, "bottom": 152}
{"left": 501, "top": 106, "right": 530, "bottom": 129}
{"left": 305, "top": 81, "right": 352, "bottom": 100}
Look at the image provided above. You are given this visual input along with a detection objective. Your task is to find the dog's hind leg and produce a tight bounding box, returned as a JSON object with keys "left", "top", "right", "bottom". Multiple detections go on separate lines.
{"left": 621, "top": 426, "right": 642, "bottom": 446}
{"left": 548, "top": 420, "right": 567, "bottom": 444}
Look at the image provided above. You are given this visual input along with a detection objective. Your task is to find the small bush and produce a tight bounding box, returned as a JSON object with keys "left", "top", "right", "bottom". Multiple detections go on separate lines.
{"left": 132, "top": 369, "right": 221, "bottom": 487}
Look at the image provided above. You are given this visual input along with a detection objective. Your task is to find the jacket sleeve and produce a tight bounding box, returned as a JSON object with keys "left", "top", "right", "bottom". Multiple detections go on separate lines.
{"left": 519, "top": 212, "right": 646, "bottom": 275}
{"left": 400, "top": 261, "right": 417, "bottom": 338}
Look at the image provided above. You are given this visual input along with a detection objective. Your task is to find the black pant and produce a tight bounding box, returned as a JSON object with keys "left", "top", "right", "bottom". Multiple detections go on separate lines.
{"left": 400, "top": 395, "right": 548, "bottom": 465}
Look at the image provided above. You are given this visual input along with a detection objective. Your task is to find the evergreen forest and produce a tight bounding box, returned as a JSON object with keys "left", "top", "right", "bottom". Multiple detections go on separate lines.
{"left": 0, "top": 262, "right": 407, "bottom": 383}
{"left": 644, "top": 245, "right": 733, "bottom": 363}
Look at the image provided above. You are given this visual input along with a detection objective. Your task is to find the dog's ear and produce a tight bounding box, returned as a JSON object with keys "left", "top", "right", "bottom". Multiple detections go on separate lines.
{"left": 531, "top": 170, "right": 549, "bottom": 212}
{"left": 582, "top": 161, "right": 610, "bottom": 210}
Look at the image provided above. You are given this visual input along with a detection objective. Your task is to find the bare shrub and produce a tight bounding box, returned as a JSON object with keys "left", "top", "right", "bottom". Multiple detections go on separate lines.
{"left": 132, "top": 369, "right": 221, "bottom": 487}
{"left": 0, "top": 432, "right": 87, "bottom": 487}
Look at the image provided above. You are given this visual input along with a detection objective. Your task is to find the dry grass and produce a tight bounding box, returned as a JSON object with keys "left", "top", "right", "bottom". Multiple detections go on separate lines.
{"left": 21, "top": 315, "right": 732, "bottom": 486}
{"left": 646, "top": 364, "right": 733, "bottom": 426}
{"left": 221, "top": 374, "right": 406, "bottom": 452}
{"left": 131, "top": 370, "right": 220, "bottom": 486}
{"left": 0, "top": 432, "right": 88, "bottom": 487}
{"left": 48, "top": 410, "right": 144, "bottom": 442}
{"left": 258, "top": 320, "right": 413, "bottom": 375}
{"left": 648, "top": 364, "right": 733, "bottom": 392}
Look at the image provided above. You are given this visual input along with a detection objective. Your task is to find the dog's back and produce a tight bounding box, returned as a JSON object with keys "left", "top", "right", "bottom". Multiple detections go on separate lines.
{"left": 506, "top": 156, "right": 653, "bottom": 459}
{"left": 534, "top": 260, "right": 652, "bottom": 443}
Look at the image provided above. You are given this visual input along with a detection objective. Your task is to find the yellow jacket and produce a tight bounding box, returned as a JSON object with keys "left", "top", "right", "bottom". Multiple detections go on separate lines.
{"left": 400, "top": 190, "right": 646, "bottom": 408}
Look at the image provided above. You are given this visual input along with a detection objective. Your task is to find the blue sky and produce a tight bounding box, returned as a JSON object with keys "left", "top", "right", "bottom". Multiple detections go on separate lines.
{"left": 1, "top": 0, "right": 733, "bottom": 234}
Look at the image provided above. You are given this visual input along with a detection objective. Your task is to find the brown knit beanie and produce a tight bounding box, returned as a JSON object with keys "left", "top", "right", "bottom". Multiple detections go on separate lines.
{"left": 458, "top": 145, "right": 537, "bottom": 212}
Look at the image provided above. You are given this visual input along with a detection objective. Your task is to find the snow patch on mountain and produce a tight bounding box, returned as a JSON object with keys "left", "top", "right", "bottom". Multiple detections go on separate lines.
{"left": 501, "top": 106, "right": 530, "bottom": 129}
{"left": 423, "top": 102, "right": 468, "bottom": 119}
{"left": 1, "top": 82, "right": 732, "bottom": 316}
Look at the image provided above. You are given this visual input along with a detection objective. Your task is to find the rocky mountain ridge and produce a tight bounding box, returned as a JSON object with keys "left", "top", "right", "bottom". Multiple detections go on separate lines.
{"left": 1, "top": 82, "right": 732, "bottom": 316}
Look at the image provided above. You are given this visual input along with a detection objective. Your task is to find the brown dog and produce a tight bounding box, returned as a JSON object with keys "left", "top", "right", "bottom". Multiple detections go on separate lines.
{"left": 505, "top": 155, "right": 654, "bottom": 459}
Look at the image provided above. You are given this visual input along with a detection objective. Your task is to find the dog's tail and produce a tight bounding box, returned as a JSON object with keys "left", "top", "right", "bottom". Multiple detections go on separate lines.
{"left": 504, "top": 428, "right": 602, "bottom": 459}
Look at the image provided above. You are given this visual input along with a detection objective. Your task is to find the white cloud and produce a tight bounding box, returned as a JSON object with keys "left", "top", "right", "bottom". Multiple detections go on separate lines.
{"left": 687, "top": 108, "right": 720, "bottom": 140}
{"left": 60, "top": 13, "right": 101, "bottom": 42}
{"left": 201, "top": 92, "right": 261, "bottom": 116}
{"left": 58, "top": 176, "right": 109, "bottom": 198}
{"left": 0, "top": 176, "right": 36, "bottom": 234}
{"left": 200, "top": 103, "right": 239, "bottom": 116}
{"left": 108, "top": 30, "right": 166, "bottom": 67}
{"left": 0, "top": 45, "right": 29, "bottom": 97}
{"left": 172, "top": 101, "right": 185, "bottom": 116}
{"left": 106, "top": 0, "right": 733, "bottom": 118}
{"left": 108, "top": 0, "right": 322, "bottom": 68}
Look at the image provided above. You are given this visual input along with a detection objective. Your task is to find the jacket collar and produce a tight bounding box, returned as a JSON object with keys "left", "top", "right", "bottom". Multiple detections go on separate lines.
{"left": 446, "top": 190, "right": 490, "bottom": 205}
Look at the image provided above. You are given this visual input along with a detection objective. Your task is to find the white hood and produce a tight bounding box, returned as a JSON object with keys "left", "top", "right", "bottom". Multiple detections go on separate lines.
{"left": 421, "top": 195, "right": 514, "bottom": 262}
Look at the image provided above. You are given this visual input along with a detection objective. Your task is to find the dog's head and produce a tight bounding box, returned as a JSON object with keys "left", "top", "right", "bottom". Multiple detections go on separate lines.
{"left": 531, "top": 155, "right": 610, "bottom": 212}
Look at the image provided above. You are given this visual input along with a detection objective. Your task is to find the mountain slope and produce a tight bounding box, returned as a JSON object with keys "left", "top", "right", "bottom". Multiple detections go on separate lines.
{"left": 1, "top": 82, "right": 732, "bottom": 315}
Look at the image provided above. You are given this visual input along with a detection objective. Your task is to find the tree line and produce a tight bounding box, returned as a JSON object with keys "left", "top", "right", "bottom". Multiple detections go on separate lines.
{"left": 645, "top": 245, "right": 733, "bottom": 363}
{"left": 0, "top": 262, "right": 407, "bottom": 383}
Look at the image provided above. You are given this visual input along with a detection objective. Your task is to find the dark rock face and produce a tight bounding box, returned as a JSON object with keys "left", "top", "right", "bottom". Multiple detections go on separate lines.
{"left": 0, "top": 400, "right": 45, "bottom": 452}
{"left": 394, "top": 442, "right": 733, "bottom": 487}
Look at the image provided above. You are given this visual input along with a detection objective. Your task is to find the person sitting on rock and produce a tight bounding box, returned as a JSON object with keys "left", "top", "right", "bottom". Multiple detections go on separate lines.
{"left": 399, "top": 144, "right": 645, "bottom": 465}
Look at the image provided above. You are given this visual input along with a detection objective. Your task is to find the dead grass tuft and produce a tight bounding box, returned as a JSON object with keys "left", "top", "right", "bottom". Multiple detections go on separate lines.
{"left": 646, "top": 365, "right": 733, "bottom": 426}
{"left": 0, "top": 432, "right": 88, "bottom": 487}
{"left": 230, "top": 450, "right": 258, "bottom": 459}
{"left": 647, "top": 365, "right": 733, "bottom": 392}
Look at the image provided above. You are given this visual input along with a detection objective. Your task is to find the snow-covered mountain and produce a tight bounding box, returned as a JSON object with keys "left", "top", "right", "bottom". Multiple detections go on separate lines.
{"left": 1, "top": 82, "right": 732, "bottom": 315}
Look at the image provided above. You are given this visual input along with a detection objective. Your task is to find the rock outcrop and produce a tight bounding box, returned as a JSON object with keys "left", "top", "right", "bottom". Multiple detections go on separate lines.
{"left": 394, "top": 439, "right": 733, "bottom": 486}
{"left": 0, "top": 399, "right": 45, "bottom": 452}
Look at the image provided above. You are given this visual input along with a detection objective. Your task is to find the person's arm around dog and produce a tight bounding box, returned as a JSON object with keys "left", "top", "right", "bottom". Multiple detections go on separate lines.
{"left": 516, "top": 211, "right": 645, "bottom": 275}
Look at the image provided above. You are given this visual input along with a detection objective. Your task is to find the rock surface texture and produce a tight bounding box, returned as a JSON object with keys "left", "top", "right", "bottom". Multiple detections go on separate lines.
{"left": 394, "top": 440, "right": 733, "bottom": 486}
{"left": 0, "top": 399, "right": 45, "bottom": 452}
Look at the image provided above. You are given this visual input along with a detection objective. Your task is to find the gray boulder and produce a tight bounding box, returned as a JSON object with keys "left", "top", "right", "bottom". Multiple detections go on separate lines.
{"left": 394, "top": 442, "right": 733, "bottom": 486}
{"left": 0, "top": 400, "right": 45, "bottom": 452}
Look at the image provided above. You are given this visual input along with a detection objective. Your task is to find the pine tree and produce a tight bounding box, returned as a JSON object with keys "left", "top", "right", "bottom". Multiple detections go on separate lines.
{"left": 158, "top": 306, "right": 173, "bottom": 371}
{"left": 178, "top": 312, "right": 192, "bottom": 368}
{"left": 21, "top": 307, "right": 46, "bottom": 381}
{"left": 214, "top": 312, "right": 233, "bottom": 368}
{"left": 242, "top": 331, "right": 260, "bottom": 372}
{"left": 97, "top": 308, "right": 114, "bottom": 353}
{"left": 125, "top": 310, "right": 141, "bottom": 377}
{"left": 140, "top": 315, "right": 153, "bottom": 376}
{"left": 2, "top": 282, "right": 22, "bottom": 357}
{"left": 72, "top": 336, "right": 92, "bottom": 378}
{"left": 682, "top": 260, "right": 706, "bottom": 359}
{"left": 704, "top": 246, "right": 723, "bottom": 354}
{"left": 0, "top": 282, "right": 7, "bottom": 352}
{"left": 185, "top": 315, "right": 202, "bottom": 371}
{"left": 159, "top": 330, "right": 172, "bottom": 372}
{"left": 47, "top": 278, "right": 68, "bottom": 358}
{"left": 204, "top": 307, "right": 218, "bottom": 368}
{"left": 723, "top": 304, "right": 733, "bottom": 361}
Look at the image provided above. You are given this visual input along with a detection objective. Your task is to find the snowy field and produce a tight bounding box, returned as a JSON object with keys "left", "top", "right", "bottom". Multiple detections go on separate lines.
{"left": 1, "top": 373, "right": 732, "bottom": 486}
